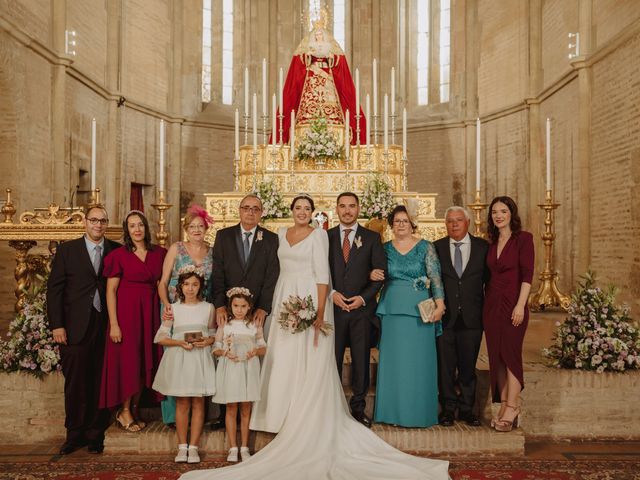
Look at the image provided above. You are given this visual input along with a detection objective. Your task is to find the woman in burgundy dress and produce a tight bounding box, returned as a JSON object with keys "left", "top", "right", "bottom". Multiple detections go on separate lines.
{"left": 483, "top": 196, "right": 534, "bottom": 432}
{"left": 100, "top": 210, "right": 167, "bottom": 432}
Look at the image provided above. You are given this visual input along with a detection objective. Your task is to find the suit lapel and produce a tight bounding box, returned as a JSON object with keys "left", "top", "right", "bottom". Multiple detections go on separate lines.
{"left": 441, "top": 237, "right": 456, "bottom": 277}
{"left": 78, "top": 237, "right": 98, "bottom": 278}
{"left": 345, "top": 226, "right": 363, "bottom": 271}
{"left": 328, "top": 227, "right": 345, "bottom": 277}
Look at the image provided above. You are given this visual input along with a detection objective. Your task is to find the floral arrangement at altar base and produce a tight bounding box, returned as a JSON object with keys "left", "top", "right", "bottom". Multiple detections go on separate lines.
{"left": 0, "top": 275, "right": 62, "bottom": 378}
{"left": 253, "top": 180, "right": 289, "bottom": 220}
{"left": 278, "top": 294, "right": 333, "bottom": 336}
{"left": 295, "top": 116, "right": 344, "bottom": 166}
{"left": 543, "top": 270, "right": 640, "bottom": 373}
{"left": 360, "top": 175, "right": 395, "bottom": 220}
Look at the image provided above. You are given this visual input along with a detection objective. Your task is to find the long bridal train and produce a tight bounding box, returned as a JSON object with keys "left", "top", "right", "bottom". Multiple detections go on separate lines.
{"left": 181, "top": 228, "right": 449, "bottom": 480}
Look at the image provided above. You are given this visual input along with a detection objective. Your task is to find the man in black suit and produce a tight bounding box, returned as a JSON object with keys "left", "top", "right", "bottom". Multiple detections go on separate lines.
{"left": 47, "top": 206, "right": 120, "bottom": 454}
{"left": 328, "top": 192, "right": 386, "bottom": 428}
{"left": 434, "top": 206, "right": 489, "bottom": 427}
{"left": 209, "top": 193, "right": 280, "bottom": 428}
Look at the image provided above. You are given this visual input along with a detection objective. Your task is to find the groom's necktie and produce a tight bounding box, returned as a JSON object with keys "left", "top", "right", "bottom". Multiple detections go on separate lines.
{"left": 92, "top": 244, "right": 102, "bottom": 312}
{"left": 243, "top": 231, "right": 253, "bottom": 264}
{"left": 453, "top": 242, "right": 463, "bottom": 278}
{"left": 342, "top": 229, "right": 352, "bottom": 263}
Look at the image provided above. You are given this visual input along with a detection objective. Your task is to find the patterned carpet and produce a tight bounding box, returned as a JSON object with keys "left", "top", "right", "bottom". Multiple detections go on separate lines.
{"left": 1, "top": 458, "right": 639, "bottom": 480}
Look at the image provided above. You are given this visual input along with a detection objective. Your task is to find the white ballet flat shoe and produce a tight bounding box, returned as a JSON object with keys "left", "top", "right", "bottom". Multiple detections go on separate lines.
{"left": 227, "top": 446, "right": 239, "bottom": 462}
{"left": 175, "top": 444, "right": 188, "bottom": 463}
{"left": 240, "top": 446, "right": 251, "bottom": 461}
{"left": 187, "top": 445, "right": 200, "bottom": 463}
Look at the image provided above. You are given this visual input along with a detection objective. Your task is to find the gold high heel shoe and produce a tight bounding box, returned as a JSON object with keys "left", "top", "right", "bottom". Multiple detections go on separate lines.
{"left": 491, "top": 400, "right": 508, "bottom": 428}
{"left": 494, "top": 404, "right": 520, "bottom": 432}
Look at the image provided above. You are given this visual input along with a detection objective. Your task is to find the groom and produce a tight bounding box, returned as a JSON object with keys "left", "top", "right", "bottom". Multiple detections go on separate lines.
{"left": 210, "top": 193, "right": 280, "bottom": 428}
{"left": 328, "top": 192, "right": 387, "bottom": 428}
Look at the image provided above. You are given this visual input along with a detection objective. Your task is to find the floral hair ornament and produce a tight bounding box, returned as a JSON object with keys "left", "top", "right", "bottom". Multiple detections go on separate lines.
{"left": 177, "top": 264, "right": 205, "bottom": 277}
{"left": 187, "top": 204, "right": 214, "bottom": 229}
{"left": 226, "top": 287, "right": 253, "bottom": 298}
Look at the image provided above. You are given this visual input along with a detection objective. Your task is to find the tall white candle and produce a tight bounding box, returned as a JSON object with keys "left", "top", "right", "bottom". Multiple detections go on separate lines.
{"left": 279, "top": 67, "right": 284, "bottom": 114}
{"left": 272, "top": 94, "right": 277, "bottom": 148}
{"left": 90, "top": 118, "right": 97, "bottom": 191}
{"left": 546, "top": 117, "right": 551, "bottom": 191}
{"left": 234, "top": 108, "right": 239, "bottom": 159}
{"left": 159, "top": 119, "right": 165, "bottom": 191}
{"left": 355, "top": 68, "right": 360, "bottom": 115}
{"left": 372, "top": 59, "right": 378, "bottom": 117}
{"left": 262, "top": 58, "right": 267, "bottom": 117}
{"left": 252, "top": 94, "right": 258, "bottom": 152}
{"left": 290, "top": 110, "right": 296, "bottom": 159}
{"left": 365, "top": 94, "right": 371, "bottom": 149}
{"left": 390, "top": 67, "right": 395, "bottom": 116}
{"left": 402, "top": 108, "right": 407, "bottom": 158}
{"left": 475, "top": 118, "right": 481, "bottom": 191}
{"left": 383, "top": 94, "right": 388, "bottom": 152}
{"left": 244, "top": 67, "right": 249, "bottom": 116}
{"left": 345, "top": 109, "right": 350, "bottom": 161}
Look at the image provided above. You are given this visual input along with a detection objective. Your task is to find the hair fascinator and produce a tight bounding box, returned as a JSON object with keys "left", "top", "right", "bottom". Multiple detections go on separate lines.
{"left": 403, "top": 198, "right": 420, "bottom": 224}
{"left": 188, "top": 204, "right": 214, "bottom": 229}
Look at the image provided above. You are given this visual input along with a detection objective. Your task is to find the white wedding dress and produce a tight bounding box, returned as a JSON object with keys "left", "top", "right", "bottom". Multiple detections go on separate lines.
{"left": 181, "top": 228, "right": 449, "bottom": 480}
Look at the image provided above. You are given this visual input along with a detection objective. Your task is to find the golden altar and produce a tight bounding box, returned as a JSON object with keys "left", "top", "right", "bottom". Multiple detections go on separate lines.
{"left": 203, "top": 136, "right": 446, "bottom": 242}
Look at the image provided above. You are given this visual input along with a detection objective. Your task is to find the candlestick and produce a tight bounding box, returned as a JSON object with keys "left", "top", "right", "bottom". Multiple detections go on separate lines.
{"left": 234, "top": 109, "right": 239, "bottom": 159}
{"left": 390, "top": 67, "right": 395, "bottom": 116}
{"left": 243, "top": 112, "right": 249, "bottom": 146}
{"left": 355, "top": 68, "right": 360, "bottom": 115}
{"left": 88, "top": 187, "right": 101, "bottom": 209}
{"left": 290, "top": 110, "right": 296, "bottom": 160}
{"left": 252, "top": 94, "right": 258, "bottom": 152}
{"left": 475, "top": 118, "right": 481, "bottom": 191}
{"left": 528, "top": 190, "right": 570, "bottom": 311}
{"left": 365, "top": 94, "right": 371, "bottom": 151}
{"left": 272, "top": 94, "right": 277, "bottom": 149}
{"left": 1, "top": 189, "right": 16, "bottom": 223}
{"left": 383, "top": 94, "right": 388, "bottom": 153}
{"left": 372, "top": 59, "right": 377, "bottom": 117}
{"left": 546, "top": 117, "right": 551, "bottom": 191}
{"left": 244, "top": 67, "right": 249, "bottom": 116}
{"left": 90, "top": 118, "right": 97, "bottom": 191}
{"left": 159, "top": 119, "right": 165, "bottom": 191}
{"left": 402, "top": 108, "right": 407, "bottom": 158}
{"left": 345, "top": 109, "right": 350, "bottom": 163}
{"left": 151, "top": 189, "right": 173, "bottom": 248}
{"left": 467, "top": 190, "right": 488, "bottom": 238}
{"left": 279, "top": 67, "right": 284, "bottom": 114}
{"left": 262, "top": 58, "right": 267, "bottom": 117}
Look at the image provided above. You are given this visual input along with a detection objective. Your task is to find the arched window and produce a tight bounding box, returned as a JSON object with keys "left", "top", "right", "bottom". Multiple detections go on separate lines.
{"left": 201, "top": 0, "right": 212, "bottom": 103}
{"left": 221, "top": 0, "right": 233, "bottom": 105}
{"left": 201, "top": 0, "right": 234, "bottom": 105}
{"left": 415, "top": 0, "right": 451, "bottom": 105}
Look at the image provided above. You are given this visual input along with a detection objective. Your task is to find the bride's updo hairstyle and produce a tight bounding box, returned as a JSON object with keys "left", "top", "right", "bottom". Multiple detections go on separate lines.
{"left": 290, "top": 194, "right": 315, "bottom": 212}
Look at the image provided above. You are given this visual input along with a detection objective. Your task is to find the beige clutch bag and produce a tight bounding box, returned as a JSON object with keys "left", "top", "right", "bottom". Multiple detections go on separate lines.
{"left": 418, "top": 298, "right": 437, "bottom": 323}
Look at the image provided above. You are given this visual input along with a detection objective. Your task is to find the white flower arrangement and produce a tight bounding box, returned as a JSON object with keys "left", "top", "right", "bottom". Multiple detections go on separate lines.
{"left": 253, "top": 180, "right": 289, "bottom": 220}
{"left": 0, "top": 274, "right": 62, "bottom": 378}
{"left": 295, "top": 116, "right": 344, "bottom": 165}
{"left": 543, "top": 270, "right": 640, "bottom": 373}
{"left": 360, "top": 175, "right": 396, "bottom": 220}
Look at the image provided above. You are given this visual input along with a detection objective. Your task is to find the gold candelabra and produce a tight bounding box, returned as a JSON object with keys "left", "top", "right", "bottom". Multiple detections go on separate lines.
{"left": 2, "top": 188, "right": 16, "bottom": 223}
{"left": 467, "top": 190, "right": 488, "bottom": 238}
{"left": 528, "top": 190, "right": 570, "bottom": 311}
{"left": 88, "top": 188, "right": 102, "bottom": 208}
{"left": 151, "top": 190, "right": 172, "bottom": 247}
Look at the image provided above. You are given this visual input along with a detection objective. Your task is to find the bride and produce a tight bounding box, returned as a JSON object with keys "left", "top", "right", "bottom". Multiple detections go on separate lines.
{"left": 181, "top": 195, "right": 449, "bottom": 480}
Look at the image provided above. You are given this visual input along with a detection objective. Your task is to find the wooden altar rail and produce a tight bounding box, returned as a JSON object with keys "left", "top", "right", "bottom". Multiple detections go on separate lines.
{"left": 0, "top": 189, "right": 121, "bottom": 313}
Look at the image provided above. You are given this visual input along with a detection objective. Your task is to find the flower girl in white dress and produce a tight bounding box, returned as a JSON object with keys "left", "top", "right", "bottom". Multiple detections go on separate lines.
{"left": 212, "top": 287, "right": 266, "bottom": 463}
{"left": 152, "top": 268, "right": 216, "bottom": 464}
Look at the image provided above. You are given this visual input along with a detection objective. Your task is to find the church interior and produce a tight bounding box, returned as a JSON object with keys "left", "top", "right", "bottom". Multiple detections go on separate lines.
{"left": 0, "top": 0, "right": 639, "bottom": 478}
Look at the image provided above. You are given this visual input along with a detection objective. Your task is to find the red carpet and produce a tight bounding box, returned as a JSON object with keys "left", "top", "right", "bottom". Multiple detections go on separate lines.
{"left": 0, "top": 458, "right": 638, "bottom": 479}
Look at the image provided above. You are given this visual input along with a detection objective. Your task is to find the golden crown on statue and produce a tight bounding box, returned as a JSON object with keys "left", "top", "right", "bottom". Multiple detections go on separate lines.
{"left": 307, "top": 2, "right": 329, "bottom": 31}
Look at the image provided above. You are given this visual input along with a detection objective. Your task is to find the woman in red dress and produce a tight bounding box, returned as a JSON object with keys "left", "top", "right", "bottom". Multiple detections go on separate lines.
{"left": 483, "top": 196, "right": 534, "bottom": 432}
{"left": 100, "top": 210, "right": 166, "bottom": 432}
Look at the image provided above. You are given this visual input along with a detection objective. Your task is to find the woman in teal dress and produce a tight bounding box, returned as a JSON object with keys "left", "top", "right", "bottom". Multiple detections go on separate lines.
{"left": 158, "top": 205, "right": 214, "bottom": 425}
{"left": 372, "top": 205, "right": 445, "bottom": 427}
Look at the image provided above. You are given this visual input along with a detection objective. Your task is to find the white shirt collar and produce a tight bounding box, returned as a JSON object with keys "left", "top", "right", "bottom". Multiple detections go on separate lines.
{"left": 84, "top": 235, "right": 105, "bottom": 251}
{"left": 449, "top": 233, "right": 470, "bottom": 245}
{"left": 240, "top": 225, "right": 258, "bottom": 236}
{"left": 339, "top": 223, "right": 359, "bottom": 234}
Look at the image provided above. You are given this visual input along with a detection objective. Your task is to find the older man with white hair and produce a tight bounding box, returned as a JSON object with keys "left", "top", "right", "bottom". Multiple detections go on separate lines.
{"left": 433, "top": 206, "right": 489, "bottom": 427}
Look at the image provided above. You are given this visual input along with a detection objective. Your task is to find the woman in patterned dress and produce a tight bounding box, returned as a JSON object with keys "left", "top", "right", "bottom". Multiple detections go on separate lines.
{"left": 158, "top": 205, "right": 214, "bottom": 426}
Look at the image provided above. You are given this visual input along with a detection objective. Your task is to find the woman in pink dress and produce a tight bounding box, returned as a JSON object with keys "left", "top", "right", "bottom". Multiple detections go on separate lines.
{"left": 482, "top": 196, "right": 534, "bottom": 433}
{"left": 100, "top": 210, "right": 167, "bottom": 432}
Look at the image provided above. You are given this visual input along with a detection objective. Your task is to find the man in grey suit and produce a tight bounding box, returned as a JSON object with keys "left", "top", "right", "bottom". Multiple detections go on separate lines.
{"left": 434, "top": 206, "right": 489, "bottom": 427}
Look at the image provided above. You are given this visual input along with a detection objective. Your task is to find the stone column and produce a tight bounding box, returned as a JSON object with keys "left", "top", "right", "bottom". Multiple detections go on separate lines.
{"left": 464, "top": 0, "right": 480, "bottom": 204}
{"left": 51, "top": 0, "right": 68, "bottom": 205}
{"left": 105, "top": 0, "right": 122, "bottom": 219}
{"left": 574, "top": 0, "right": 593, "bottom": 275}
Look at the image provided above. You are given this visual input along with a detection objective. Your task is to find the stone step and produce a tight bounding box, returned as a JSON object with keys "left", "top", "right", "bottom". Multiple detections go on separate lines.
{"left": 104, "top": 419, "right": 524, "bottom": 456}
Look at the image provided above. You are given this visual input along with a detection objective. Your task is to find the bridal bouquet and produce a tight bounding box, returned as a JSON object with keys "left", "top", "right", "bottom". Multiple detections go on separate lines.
{"left": 278, "top": 294, "right": 333, "bottom": 336}
{"left": 543, "top": 270, "right": 640, "bottom": 373}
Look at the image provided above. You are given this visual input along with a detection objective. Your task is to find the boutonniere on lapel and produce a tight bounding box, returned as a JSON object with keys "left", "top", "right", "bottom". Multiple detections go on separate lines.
{"left": 354, "top": 235, "right": 363, "bottom": 249}
{"left": 256, "top": 231, "right": 264, "bottom": 242}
